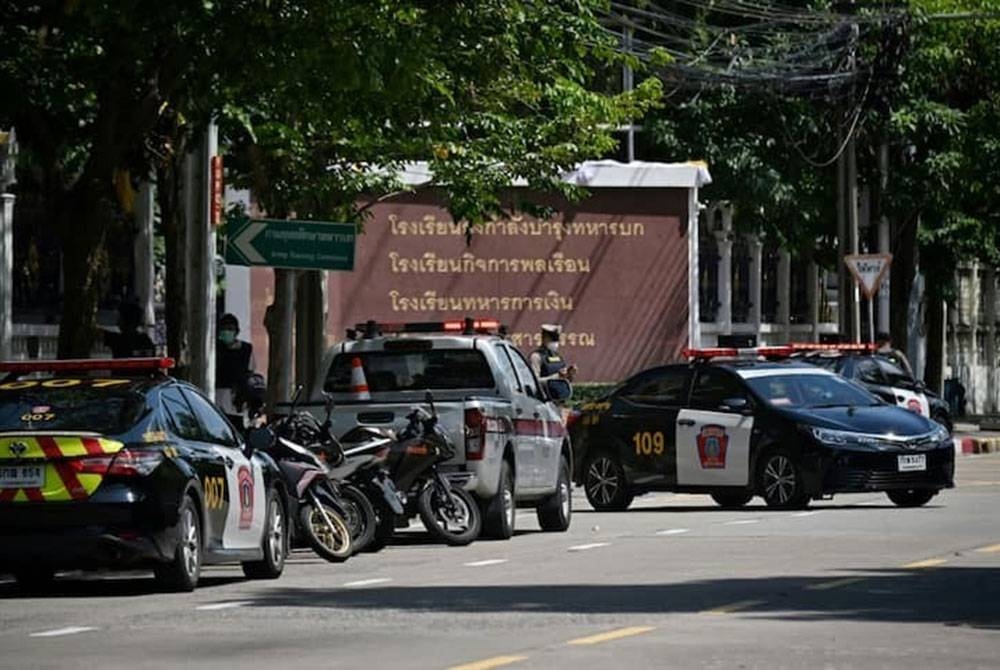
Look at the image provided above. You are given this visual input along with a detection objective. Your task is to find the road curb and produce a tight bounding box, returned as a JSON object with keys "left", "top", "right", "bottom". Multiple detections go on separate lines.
{"left": 954, "top": 436, "right": 1000, "bottom": 455}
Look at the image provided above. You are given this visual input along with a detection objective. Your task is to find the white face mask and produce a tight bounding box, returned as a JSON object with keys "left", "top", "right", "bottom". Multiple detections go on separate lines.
{"left": 547, "top": 341, "right": 560, "bottom": 353}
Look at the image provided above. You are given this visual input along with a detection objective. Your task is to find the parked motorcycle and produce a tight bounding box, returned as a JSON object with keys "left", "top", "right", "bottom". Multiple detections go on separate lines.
{"left": 374, "top": 393, "right": 482, "bottom": 546}
{"left": 242, "top": 385, "right": 355, "bottom": 562}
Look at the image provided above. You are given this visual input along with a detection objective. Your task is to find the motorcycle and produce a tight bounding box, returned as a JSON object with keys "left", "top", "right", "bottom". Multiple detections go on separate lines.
{"left": 373, "top": 393, "right": 482, "bottom": 546}
{"left": 243, "top": 386, "right": 355, "bottom": 562}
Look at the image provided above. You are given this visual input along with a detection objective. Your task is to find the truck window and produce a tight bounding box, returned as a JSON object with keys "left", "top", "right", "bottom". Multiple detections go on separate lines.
{"left": 506, "top": 348, "right": 540, "bottom": 399}
{"left": 324, "top": 349, "right": 496, "bottom": 393}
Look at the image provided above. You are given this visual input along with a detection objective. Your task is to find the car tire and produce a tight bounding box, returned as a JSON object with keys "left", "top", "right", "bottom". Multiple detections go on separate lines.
{"left": 13, "top": 566, "right": 55, "bottom": 592}
{"left": 537, "top": 456, "right": 572, "bottom": 532}
{"left": 887, "top": 489, "right": 937, "bottom": 508}
{"left": 482, "top": 460, "right": 516, "bottom": 540}
{"left": 756, "top": 448, "right": 810, "bottom": 510}
{"left": 155, "top": 495, "right": 202, "bottom": 592}
{"left": 242, "top": 489, "right": 287, "bottom": 580}
{"left": 711, "top": 491, "right": 754, "bottom": 509}
{"left": 583, "top": 450, "right": 634, "bottom": 511}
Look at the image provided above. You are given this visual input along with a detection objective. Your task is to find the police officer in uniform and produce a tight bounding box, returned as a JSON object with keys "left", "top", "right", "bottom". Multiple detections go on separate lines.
{"left": 215, "top": 313, "right": 255, "bottom": 419}
{"left": 529, "top": 324, "right": 577, "bottom": 382}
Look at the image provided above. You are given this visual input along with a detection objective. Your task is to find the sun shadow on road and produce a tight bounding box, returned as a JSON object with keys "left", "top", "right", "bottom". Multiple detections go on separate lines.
{"left": 583, "top": 503, "right": 909, "bottom": 513}
{"left": 243, "top": 567, "right": 1000, "bottom": 628}
{"left": 0, "top": 575, "right": 244, "bottom": 599}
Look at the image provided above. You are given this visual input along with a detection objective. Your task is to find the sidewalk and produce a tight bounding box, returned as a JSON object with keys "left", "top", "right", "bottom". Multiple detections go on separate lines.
{"left": 954, "top": 421, "right": 1000, "bottom": 456}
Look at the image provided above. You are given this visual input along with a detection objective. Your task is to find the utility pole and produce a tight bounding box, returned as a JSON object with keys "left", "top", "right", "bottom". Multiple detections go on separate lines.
{"left": 186, "top": 122, "right": 218, "bottom": 396}
{"left": 134, "top": 178, "right": 156, "bottom": 342}
{"left": 622, "top": 21, "right": 636, "bottom": 162}
{"left": 0, "top": 129, "right": 15, "bottom": 360}
{"left": 837, "top": 13, "right": 862, "bottom": 342}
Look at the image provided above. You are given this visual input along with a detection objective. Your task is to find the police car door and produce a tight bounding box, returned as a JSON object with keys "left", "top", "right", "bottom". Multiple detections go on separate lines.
{"left": 501, "top": 346, "right": 543, "bottom": 490}
{"left": 875, "top": 357, "right": 930, "bottom": 416}
{"left": 675, "top": 367, "right": 754, "bottom": 487}
{"left": 612, "top": 366, "right": 690, "bottom": 485}
{"left": 182, "top": 388, "right": 266, "bottom": 550}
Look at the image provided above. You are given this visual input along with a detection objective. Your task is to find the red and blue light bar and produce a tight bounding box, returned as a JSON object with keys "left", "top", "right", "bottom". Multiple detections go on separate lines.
{"left": 684, "top": 342, "right": 877, "bottom": 360}
{"left": 0, "top": 358, "right": 175, "bottom": 374}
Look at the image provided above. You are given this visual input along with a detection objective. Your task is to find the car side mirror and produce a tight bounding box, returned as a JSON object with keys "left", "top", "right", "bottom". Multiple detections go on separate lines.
{"left": 246, "top": 427, "right": 273, "bottom": 455}
{"left": 721, "top": 397, "right": 751, "bottom": 414}
{"left": 546, "top": 378, "right": 573, "bottom": 402}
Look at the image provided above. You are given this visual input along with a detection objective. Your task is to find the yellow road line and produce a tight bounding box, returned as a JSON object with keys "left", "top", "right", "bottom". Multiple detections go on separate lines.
{"left": 975, "top": 543, "right": 1000, "bottom": 554}
{"left": 448, "top": 655, "right": 527, "bottom": 670}
{"left": 702, "top": 599, "right": 765, "bottom": 615}
{"left": 566, "top": 626, "right": 656, "bottom": 646}
{"left": 901, "top": 558, "right": 948, "bottom": 569}
{"left": 806, "top": 576, "right": 867, "bottom": 591}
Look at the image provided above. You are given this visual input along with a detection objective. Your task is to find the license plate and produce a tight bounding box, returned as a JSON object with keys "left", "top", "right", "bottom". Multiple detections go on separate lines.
{"left": 0, "top": 464, "right": 46, "bottom": 489}
{"left": 898, "top": 454, "right": 927, "bottom": 472}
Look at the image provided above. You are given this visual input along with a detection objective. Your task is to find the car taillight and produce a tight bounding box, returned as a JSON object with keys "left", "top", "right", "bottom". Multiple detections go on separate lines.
{"left": 67, "top": 455, "right": 116, "bottom": 475}
{"left": 107, "top": 449, "right": 165, "bottom": 476}
{"left": 565, "top": 409, "right": 581, "bottom": 430}
{"left": 464, "top": 408, "right": 487, "bottom": 461}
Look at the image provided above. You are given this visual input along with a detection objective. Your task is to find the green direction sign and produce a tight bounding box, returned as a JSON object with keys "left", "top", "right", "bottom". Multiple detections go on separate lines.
{"left": 225, "top": 217, "right": 356, "bottom": 271}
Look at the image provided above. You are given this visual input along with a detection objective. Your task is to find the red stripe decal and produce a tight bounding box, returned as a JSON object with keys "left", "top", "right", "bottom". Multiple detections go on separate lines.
{"left": 24, "top": 487, "right": 44, "bottom": 502}
{"left": 0, "top": 489, "right": 17, "bottom": 502}
{"left": 81, "top": 437, "right": 105, "bottom": 455}
{"left": 513, "top": 419, "right": 545, "bottom": 437}
{"left": 38, "top": 436, "right": 89, "bottom": 500}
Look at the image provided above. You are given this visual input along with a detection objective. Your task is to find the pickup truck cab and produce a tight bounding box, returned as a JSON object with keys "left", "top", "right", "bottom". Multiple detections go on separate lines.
{"left": 307, "top": 318, "right": 573, "bottom": 539}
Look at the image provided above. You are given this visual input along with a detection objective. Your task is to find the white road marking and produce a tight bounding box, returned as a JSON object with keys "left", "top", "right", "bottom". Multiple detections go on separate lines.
{"left": 568, "top": 542, "right": 610, "bottom": 552}
{"left": 30, "top": 626, "right": 97, "bottom": 638}
{"left": 724, "top": 519, "right": 760, "bottom": 526}
{"left": 656, "top": 528, "right": 691, "bottom": 536}
{"left": 464, "top": 559, "right": 509, "bottom": 567}
{"left": 792, "top": 511, "right": 818, "bottom": 517}
{"left": 195, "top": 601, "right": 250, "bottom": 611}
{"left": 343, "top": 578, "right": 393, "bottom": 587}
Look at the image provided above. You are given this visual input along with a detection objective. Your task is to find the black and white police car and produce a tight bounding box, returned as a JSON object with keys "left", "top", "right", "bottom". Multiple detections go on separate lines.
{"left": 0, "top": 358, "right": 289, "bottom": 592}
{"left": 569, "top": 346, "right": 955, "bottom": 511}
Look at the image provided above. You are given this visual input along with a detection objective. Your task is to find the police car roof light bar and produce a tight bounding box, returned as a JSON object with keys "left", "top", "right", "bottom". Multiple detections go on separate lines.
{"left": 788, "top": 342, "right": 877, "bottom": 352}
{"left": 360, "top": 318, "right": 501, "bottom": 337}
{"left": 682, "top": 346, "right": 795, "bottom": 360}
{"left": 0, "top": 357, "right": 176, "bottom": 374}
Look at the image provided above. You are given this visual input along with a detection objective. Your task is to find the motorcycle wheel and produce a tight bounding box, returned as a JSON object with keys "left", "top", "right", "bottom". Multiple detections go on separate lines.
{"left": 363, "top": 500, "right": 396, "bottom": 553}
{"left": 298, "top": 500, "right": 353, "bottom": 563}
{"left": 340, "top": 484, "right": 377, "bottom": 554}
{"left": 417, "top": 482, "right": 482, "bottom": 547}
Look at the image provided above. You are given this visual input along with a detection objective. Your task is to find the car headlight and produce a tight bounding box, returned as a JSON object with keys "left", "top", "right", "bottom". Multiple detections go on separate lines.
{"left": 930, "top": 424, "right": 950, "bottom": 443}
{"left": 808, "top": 427, "right": 883, "bottom": 447}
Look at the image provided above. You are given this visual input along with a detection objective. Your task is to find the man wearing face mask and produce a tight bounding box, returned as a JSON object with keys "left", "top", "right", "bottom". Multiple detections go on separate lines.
{"left": 215, "top": 313, "right": 256, "bottom": 418}
{"left": 529, "top": 324, "right": 577, "bottom": 383}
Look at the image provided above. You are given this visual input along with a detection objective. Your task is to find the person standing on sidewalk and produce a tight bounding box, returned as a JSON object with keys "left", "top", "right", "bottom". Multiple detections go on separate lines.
{"left": 529, "top": 324, "right": 577, "bottom": 383}
{"left": 215, "top": 313, "right": 255, "bottom": 418}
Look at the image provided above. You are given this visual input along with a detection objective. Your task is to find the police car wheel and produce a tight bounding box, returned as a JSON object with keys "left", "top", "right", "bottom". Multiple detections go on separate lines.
{"left": 710, "top": 491, "right": 753, "bottom": 509}
{"left": 538, "top": 456, "right": 572, "bottom": 532}
{"left": 242, "top": 489, "right": 287, "bottom": 579}
{"left": 483, "top": 460, "right": 516, "bottom": 540}
{"left": 757, "top": 449, "right": 809, "bottom": 510}
{"left": 13, "top": 566, "right": 55, "bottom": 592}
{"left": 886, "top": 489, "right": 937, "bottom": 508}
{"left": 584, "top": 451, "right": 634, "bottom": 511}
{"left": 155, "top": 496, "right": 202, "bottom": 592}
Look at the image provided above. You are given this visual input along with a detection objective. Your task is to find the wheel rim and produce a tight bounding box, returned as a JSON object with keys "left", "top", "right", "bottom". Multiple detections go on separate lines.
{"left": 586, "top": 457, "right": 619, "bottom": 506}
{"left": 181, "top": 507, "right": 199, "bottom": 578}
{"left": 267, "top": 504, "right": 285, "bottom": 566}
{"left": 435, "top": 490, "right": 472, "bottom": 533}
{"left": 763, "top": 455, "right": 796, "bottom": 504}
{"left": 502, "top": 485, "right": 514, "bottom": 530}
{"left": 310, "top": 506, "right": 349, "bottom": 552}
{"left": 558, "top": 480, "right": 570, "bottom": 519}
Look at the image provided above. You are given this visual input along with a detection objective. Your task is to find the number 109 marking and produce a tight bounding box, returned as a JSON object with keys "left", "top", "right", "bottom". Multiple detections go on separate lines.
{"left": 633, "top": 431, "right": 665, "bottom": 456}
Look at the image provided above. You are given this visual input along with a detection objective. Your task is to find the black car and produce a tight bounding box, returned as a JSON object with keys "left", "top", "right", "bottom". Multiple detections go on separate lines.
{"left": 0, "top": 358, "right": 289, "bottom": 591}
{"left": 569, "top": 352, "right": 954, "bottom": 511}
{"left": 801, "top": 352, "right": 953, "bottom": 432}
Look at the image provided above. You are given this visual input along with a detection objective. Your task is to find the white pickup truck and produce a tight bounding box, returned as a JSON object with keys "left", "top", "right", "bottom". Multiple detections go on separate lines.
{"left": 305, "top": 319, "right": 573, "bottom": 539}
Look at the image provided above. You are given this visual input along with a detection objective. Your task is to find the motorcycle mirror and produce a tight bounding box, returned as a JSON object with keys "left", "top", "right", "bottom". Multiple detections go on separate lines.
{"left": 424, "top": 390, "right": 436, "bottom": 416}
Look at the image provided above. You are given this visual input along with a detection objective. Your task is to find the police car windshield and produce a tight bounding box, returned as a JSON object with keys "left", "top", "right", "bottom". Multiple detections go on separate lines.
{"left": 325, "top": 350, "right": 495, "bottom": 393}
{"left": 0, "top": 380, "right": 148, "bottom": 435}
{"left": 743, "top": 372, "right": 879, "bottom": 409}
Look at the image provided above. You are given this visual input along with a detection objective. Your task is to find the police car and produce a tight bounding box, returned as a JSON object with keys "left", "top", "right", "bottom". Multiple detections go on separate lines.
{"left": 0, "top": 358, "right": 288, "bottom": 592}
{"left": 799, "top": 346, "right": 953, "bottom": 433}
{"left": 569, "top": 346, "right": 955, "bottom": 511}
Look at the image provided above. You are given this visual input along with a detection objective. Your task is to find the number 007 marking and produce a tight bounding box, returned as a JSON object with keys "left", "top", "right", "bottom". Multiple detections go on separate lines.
{"left": 633, "top": 431, "right": 665, "bottom": 456}
{"left": 203, "top": 476, "right": 226, "bottom": 510}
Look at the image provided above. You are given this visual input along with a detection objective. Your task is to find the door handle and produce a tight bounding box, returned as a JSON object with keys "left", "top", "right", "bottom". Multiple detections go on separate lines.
{"left": 677, "top": 419, "right": 696, "bottom": 427}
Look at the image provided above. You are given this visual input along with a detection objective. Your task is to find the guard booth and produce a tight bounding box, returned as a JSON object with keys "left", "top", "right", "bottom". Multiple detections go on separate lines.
{"left": 247, "top": 160, "right": 711, "bottom": 383}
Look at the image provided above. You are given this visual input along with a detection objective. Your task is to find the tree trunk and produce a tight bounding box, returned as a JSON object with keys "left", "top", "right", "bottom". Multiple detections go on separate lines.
{"left": 295, "top": 269, "right": 327, "bottom": 394}
{"left": 924, "top": 287, "right": 945, "bottom": 393}
{"left": 890, "top": 213, "right": 918, "bottom": 350}
{"left": 56, "top": 183, "right": 111, "bottom": 358}
{"left": 265, "top": 268, "right": 297, "bottom": 410}
{"left": 157, "top": 147, "right": 189, "bottom": 375}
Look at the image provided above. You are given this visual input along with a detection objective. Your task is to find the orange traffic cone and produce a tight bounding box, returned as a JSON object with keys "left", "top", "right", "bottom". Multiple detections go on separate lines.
{"left": 350, "top": 357, "right": 371, "bottom": 401}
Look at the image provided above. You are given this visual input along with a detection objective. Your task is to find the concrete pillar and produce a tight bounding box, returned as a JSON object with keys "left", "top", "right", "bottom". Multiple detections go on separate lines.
{"left": 715, "top": 230, "right": 732, "bottom": 335}
{"left": 777, "top": 250, "right": 791, "bottom": 339}
{"left": 985, "top": 268, "right": 997, "bottom": 413}
{"left": 0, "top": 193, "right": 13, "bottom": 359}
{"left": 134, "top": 179, "right": 156, "bottom": 337}
{"left": 186, "top": 123, "right": 218, "bottom": 397}
{"left": 748, "top": 236, "right": 763, "bottom": 335}
{"left": 969, "top": 262, "right": 981, "bottom": 413}
{"left": 808, "top": 261, "right": 820, "bottom": 341}
{"left": 877, "top": 214, "right": 891, "bottom": 334}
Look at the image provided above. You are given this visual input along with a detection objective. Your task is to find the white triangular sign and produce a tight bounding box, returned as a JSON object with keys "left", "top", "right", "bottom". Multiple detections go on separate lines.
{"left": 844, "top": 253, "right": 892, "bottom": 299}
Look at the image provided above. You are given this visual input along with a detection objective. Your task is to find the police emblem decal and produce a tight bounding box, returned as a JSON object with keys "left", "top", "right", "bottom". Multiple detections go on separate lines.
{"left": 906, "top": 398, "right": 923, "bottom": 415}
{"left": 696, "top": 425, "right": 729, "bottom": 469}
{"left": 237, "top": 466, "right": 254, "bottom": 529}
{"left": 8, "top": 442, "right": 28, "bottom": 459}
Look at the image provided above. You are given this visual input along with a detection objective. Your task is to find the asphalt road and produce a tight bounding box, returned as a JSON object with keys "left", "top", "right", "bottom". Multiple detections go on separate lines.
{"left": 3, "top": 454, "right": 1000, "bottom": 670}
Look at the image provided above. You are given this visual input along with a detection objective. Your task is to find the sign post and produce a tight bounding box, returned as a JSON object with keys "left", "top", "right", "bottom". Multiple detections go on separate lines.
{"left": 225, "top": 216, "right": 356, "bottom": 271}
{"left": 844, "top": 253, "right": 892, "bottom": 343}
